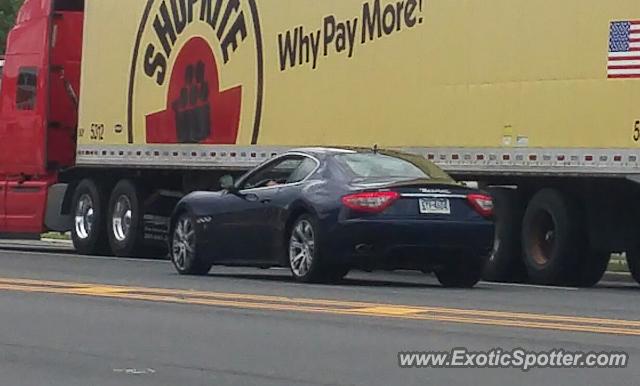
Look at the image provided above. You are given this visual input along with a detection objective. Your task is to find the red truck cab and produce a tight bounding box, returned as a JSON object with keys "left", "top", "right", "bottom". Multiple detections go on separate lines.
{"left": 0, "top": 0, "right": 83, "bottom": 234}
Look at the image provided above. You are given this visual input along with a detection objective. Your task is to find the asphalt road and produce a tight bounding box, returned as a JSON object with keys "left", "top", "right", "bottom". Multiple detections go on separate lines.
{"left": 0, "top": 244, "right": 639, "bottom": 386}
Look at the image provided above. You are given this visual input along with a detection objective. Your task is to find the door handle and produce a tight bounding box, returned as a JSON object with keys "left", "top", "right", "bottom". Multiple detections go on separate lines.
{"left": 260, "top": 199, "right": 271, "bottom": 204}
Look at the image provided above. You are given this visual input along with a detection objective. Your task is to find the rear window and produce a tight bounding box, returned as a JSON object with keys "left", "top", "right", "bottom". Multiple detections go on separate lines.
{"left": 336, "top": 153, "right": 444, "bottom": 180}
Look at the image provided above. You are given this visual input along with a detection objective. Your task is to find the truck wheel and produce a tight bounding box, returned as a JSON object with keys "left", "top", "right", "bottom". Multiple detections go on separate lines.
{"left": 626, "top": 248, "right": 640, "bottom": 285}
{"left": 107, "top": 180, "right": 147, "bottom": 257}
{"left": 572, "top": 250, "right": 609, "bottom": 287}
{"left": 71, "top": 179, "right": 109, "bottom": 255}
{"left": 482, "top": 188, "right": 527, "bottom": 283}
{"left": 521, "top": 189, "right": 583, "bottom": 285}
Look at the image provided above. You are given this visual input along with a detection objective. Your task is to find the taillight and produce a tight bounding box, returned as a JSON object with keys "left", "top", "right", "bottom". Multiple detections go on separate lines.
{"left": 467, "top": 194, "right": 494, "bottom": 218}
{"left": 341, "top": 191, "right": 400, "bottom": 213}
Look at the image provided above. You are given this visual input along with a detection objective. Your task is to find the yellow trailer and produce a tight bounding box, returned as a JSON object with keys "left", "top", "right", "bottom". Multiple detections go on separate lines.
{"left": 79, "top": 0, "right": 640, "bottom": 164}
{"left": 4, "top": 0, "right": 640, "bottom": 286}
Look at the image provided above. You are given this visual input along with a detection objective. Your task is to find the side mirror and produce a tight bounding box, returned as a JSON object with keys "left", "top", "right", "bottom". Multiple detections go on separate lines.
{"left": 220, "top": 175, "right": 236, "bottom": 191}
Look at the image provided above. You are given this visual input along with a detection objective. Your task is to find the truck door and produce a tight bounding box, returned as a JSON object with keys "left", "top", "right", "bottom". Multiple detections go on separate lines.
{"left": 0, "top": 62, "right": 49, "bottom": 233}
{"left": 0, "top": 1, "right": 53, "bottom": 234}
{"left": 0, "top": 64, "right": 46, "bottom": 176}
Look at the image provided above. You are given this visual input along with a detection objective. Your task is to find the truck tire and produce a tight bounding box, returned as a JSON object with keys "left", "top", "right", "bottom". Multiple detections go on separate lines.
{"left": 572, "top": 250, "right": 609, "bottom": 287}
{"left": 626, "top": 248, "right": 640, "bottom": 285}
{"left": 521, "top": 189, "right": 583, "bottom": 285}
{"left": 482, "top": 188, "right": 527, "bottom": 283}
{"left": 71, "top": 179, "right": 109, "bottom": 255}
{"left": 107, "top": 180, "right": 147, "bottom": 257}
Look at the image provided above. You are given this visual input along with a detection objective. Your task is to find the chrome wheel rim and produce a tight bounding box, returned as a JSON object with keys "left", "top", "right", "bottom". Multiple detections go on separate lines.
{"left": 289, "top": 220, "right": 315, "bottom": 277}
{"left": 112, "top": 195, "right": 132, "bottom": 242}
{"left": 172, "top": 216, "right": 195, "bottom": 270}
{"left": 74, "top": 194, "right": 94, "bottom": 240}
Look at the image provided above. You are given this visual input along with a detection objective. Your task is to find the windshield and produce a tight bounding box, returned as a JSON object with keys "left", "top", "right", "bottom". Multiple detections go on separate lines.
{"left": 335, "top": 152, "right": 453, "bottom": 181}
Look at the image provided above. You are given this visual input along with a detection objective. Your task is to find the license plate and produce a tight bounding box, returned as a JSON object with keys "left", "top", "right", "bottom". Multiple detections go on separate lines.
{"left": 419, "top": 198, "right": 451, "bottom": 215}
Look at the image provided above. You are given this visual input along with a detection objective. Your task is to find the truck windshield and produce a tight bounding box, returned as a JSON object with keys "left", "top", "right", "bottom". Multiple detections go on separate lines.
{"left": 336, "top": 152, "right": 446, "bottom": 180}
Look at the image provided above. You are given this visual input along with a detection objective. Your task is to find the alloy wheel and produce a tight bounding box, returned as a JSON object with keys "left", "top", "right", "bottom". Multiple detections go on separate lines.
{"left": 112, "top": 195, "right": 132, "bottom": 242}
{"left": 172, "top": 216, "right": 196, "bottom": 271}
{"left": 74, "top": 194, "right": 95, "bottom": 240}
{"left": 289, "top": 219, "right": 315, "bottom": 277}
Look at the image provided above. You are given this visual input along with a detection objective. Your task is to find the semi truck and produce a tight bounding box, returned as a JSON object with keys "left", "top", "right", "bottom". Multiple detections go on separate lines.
{"left": 2, "top": 0, "right": 640, "bottom": 287}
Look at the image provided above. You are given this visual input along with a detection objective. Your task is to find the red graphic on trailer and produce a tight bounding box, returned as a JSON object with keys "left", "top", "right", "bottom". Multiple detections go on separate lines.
{"left": 145, "top": 37, "right": 242, "bottom": 144}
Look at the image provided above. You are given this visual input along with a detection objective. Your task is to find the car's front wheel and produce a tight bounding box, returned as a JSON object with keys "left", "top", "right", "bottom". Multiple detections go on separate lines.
{"left": 435, "top": 256, "right": 485, "bottom": 288}
{"left": 171, "top": 213, "right": 212, "bottom": 275}
{"left": 288, "top": 214, "right": 340, "bottom": 283}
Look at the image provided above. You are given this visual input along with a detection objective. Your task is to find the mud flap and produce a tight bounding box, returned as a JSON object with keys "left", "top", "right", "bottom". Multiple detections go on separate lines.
{"left": 45, "top": 183, "right": 72, "bottom": 232}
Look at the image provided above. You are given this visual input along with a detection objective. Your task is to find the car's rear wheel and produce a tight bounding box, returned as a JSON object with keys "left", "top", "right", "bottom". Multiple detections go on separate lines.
{"left": 288, "top": 214, "right": 336, "bottom": 283}
{"left": 171, "top": 213, "right": 212, "bottom": 275}
{"left": 435, "top": 255, "right": 484, "bottom": 288}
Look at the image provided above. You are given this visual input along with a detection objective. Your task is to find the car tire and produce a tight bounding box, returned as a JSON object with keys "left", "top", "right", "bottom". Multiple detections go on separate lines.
{"left": 324, "top": 265, "right": 350, "bottom": 283}
{"left": 71, "top": 179, "right": 110, "bottom": 256}
{"left": 435, "top": 255, "right": 484, "bottom": 288}
{"left": 170, "top": 213, "right": 212, "bottom": 275}
{"left": 107, "top": 180, "right": 147, "bottom": 257}
{"left": 288, "top": 214, "right": 333, "bottom": 283}
{"left": 521, "top": 189, "right": 583, "bottom": 285}
{"left": 482, "top": 188, "right": 527, "bottom": 283}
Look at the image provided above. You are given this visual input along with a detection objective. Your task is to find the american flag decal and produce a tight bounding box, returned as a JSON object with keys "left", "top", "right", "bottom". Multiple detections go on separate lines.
{"left": 608, "top": 20, "right": 640, "bottom": 78}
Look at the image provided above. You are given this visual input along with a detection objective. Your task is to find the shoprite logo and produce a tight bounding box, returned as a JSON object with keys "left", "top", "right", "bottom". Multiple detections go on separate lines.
{"left": 127, "top": 0, "right": 264, "bottom": 145}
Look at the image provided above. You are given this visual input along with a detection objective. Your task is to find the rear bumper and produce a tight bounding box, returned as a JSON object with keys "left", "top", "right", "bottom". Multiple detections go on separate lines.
{"left": 324, "top": 218, "right": 494, "bottom": 268}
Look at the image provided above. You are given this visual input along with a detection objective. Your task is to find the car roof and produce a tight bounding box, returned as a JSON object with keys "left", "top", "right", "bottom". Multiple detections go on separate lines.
{"left": 288, "top": 146, "right": 411, "bottom": 158}
{"left": 289, "top": 147, "right": 357, "bottom": 156}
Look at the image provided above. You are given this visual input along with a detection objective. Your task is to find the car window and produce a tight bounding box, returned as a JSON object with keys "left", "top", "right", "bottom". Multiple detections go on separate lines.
{"left": 287, "top": 157, "right": 317, "bottom": 183}
{"left": 241, "top": 156, "right": 306, "bottom": 189}
{"left": 335, "top": 152, "right": 453, "bottom": 181}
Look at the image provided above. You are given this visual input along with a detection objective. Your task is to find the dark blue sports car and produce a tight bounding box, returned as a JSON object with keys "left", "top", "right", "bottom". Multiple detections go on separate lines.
{"left": 169, "top": 148, "right": 495, "bottom": 287}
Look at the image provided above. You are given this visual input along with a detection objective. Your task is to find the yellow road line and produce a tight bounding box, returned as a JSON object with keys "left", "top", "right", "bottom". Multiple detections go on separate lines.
{"left": 0, "top": 277, "right": 639, "bottom": 336}
{"left": 1, "top": 277, "right": 636, "bottom": 328}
